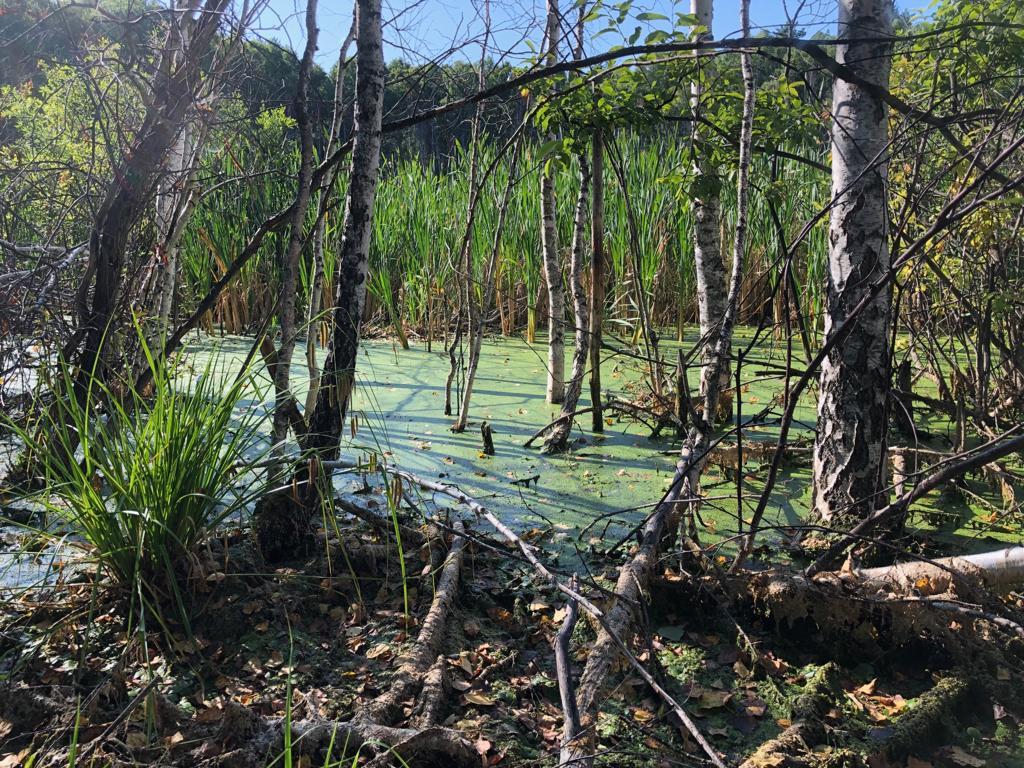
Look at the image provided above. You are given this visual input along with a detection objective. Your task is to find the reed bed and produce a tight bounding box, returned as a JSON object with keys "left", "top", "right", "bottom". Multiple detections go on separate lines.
{"left": 178, "top": 131, "right": 831, "bottom": 346}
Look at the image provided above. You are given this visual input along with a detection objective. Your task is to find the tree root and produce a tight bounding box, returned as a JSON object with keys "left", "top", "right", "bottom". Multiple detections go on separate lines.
{"left": 412, "top": 655, "right": 449, "bottom": 728}
{"left": 219, "top": 716, "right": 475, "bottom": 768}
{"left": 871, "top": 674, "right": 973, "bottom": 760}
{"left": 205, "top": 521, "right": 471, "bottom": 768}
{"left": 739, "top": 663, "right": 840, "bottom": 768}
{"left": 361, "top": 520, "right": 466, "bottom": 726}
{"left": 744, "top": 565, "right": 1024, "bottom": 660}
{"left": 335, "top": 496, "right": 427, "bottom": 548}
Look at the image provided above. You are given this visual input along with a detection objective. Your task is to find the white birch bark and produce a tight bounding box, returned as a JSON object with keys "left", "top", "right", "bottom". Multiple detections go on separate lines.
{"left": 544, "top": 152, "right": 591, "bottom": 452}
{"left": 690, "top": 0, "right": 728, "bottom": 402}
{"left": 812, "top": 0, "right": 894, "bottom": 527}
{"left": 540, "top": 0, "right": 565, "bottom": 404}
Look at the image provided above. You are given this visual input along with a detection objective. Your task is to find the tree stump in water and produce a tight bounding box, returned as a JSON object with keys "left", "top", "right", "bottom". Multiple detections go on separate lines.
{"left": 480, "top": 421, "right": 495, "bottom": 455}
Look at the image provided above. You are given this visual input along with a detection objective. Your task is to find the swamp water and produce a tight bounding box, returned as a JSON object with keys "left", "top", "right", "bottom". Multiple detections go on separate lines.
{"left": 3, "top": 327, "right": 1007, "bottom": 593}
{"left": 184, "top": 328, "right": 821, "bottom": 555}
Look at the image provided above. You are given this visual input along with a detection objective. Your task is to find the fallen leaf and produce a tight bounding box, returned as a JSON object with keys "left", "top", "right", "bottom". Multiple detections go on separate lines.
{"left": 365, "top": 643, "right": 392, "bottom": 660}
{"left": 475, "top": 737, "right": 492, "bottom": 754}
{"left": 698, "top": 690, "right": 732, "bottom": 709}
{"left": 632, "top": 707, "right": 655, "bottom": 722}
{"left": 856, "top": 678, "right": 878, "bottom": 695}
{"left": 463, "top": 692, "right": 496, "bottom": 706}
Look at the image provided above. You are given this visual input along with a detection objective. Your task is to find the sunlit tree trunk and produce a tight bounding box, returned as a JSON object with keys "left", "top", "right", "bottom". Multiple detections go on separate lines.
{"left": 811, "top": 0, "right": 894, "bottom": 529}
{"left": 540, "top": 0, "right": 565, "bottom": 403}
{"left": 256, "top": 0, "right": 385, "bottom": 561}
{"left": 306, "top": 21, "right": 356, "bottom": 416}
{"left": 690, "top": 0, "right": 728, "bottom": 407}
{"left": 451, "top": 1, "right": 491, "bottom": 433}
{"left": 544, "top": 152, "right": 591, "bottom": 452}
{"left": 269, "top": 0, "right": 319, "bottom": 453}
{"left": 589, "top": 129, "right": 605, "bottom": 433}
{"left": 303, "top": 0, "right": 385, "bottom": 461}
{"left": 456, "top": 139, "right": 522, "bottom": 433}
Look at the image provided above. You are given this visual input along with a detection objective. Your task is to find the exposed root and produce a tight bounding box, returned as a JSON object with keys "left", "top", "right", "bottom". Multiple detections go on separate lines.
{"left": 360, "top": 520, "right": 466, "bottom": 726}
{"left": 739, "top": 663, "right": 840, "bottom": 768}
{"left": 216, "top": 716, "right": 475, "bottom": 768}
{"left": 872, "top": 674, "right": 973, "bottom": 760}
{"left": 412, "top": 655, "right": 449, "bottom": 728}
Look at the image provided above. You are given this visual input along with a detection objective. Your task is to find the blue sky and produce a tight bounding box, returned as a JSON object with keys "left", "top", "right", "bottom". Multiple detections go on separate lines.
{"left": 252, "top": 0, "right": 924, "bottom": 69}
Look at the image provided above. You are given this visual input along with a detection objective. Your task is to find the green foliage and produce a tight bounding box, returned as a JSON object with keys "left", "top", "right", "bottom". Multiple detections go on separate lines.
{"left": 8, "top": 330, "right": 266, "bottom": 624}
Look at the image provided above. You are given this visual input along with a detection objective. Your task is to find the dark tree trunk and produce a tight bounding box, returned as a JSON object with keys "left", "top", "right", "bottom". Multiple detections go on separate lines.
{"left": 255, "top": 0, "right": 386, "bottom": 562}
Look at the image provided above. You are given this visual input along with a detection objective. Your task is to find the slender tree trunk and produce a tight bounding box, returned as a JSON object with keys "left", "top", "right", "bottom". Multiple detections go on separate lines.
{"left": 450, "top": 1, "right": 491, "bottom": 433}
{"left": 150, "top": 123, "right": 190, "bottom": 338}
{"left": 455, "top": 139, "right": 522, "bottom": 432}
{"left": 566, "top": 7, "right": 755, "bottom": 763}
{"left": 256, "top": 0, "right": 385, "bottom": 562}
{"left": 302, "top": 0, "right": 385, "bottom": 461}
{"left": 540, "top": 0, "right": 565, "bottom": 403}
{"left": 544, "top": 152, "right": 591, "bottom": 452}
{"left": 589, "top": 129, "right": 605, "bottom": 433}
{"left": 689, "top": 0, "right": 728, "bottom": 406}
{"left": 270, "top": 0, "right": 319, "bottom": 452}
{"left": 306, "top": 20, "right": 356, "bottom": 416}
{"left": 811, "top": 0, "right": 894, "bottom": 529}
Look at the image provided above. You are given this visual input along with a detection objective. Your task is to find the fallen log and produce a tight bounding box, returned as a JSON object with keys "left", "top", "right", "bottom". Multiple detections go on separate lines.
{"left": 858, "top": 545, "right": 1024, "bottom": 593}
{"left": 871, "top": 674, "right": 973, "bottom": 761}
{"left": 806, "top": 430, "right": 1024, "bottom": 575}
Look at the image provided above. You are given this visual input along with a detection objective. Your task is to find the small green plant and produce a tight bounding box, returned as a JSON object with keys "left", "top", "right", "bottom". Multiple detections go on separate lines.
{"left": 9, "top": 332, "right": 265, "bottom": 624}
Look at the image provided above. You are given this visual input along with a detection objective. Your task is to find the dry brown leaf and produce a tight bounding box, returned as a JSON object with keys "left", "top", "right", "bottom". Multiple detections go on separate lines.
{"left": 856, "top": 678, "right": 877, "bottom": 695}
{"left": 365, "top": 643, "right": 392, "bottom": 660}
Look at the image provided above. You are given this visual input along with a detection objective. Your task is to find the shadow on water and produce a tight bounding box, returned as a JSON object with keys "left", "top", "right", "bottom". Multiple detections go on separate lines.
{"left": 181, "top": 329, "right": 825, "bottom": 557}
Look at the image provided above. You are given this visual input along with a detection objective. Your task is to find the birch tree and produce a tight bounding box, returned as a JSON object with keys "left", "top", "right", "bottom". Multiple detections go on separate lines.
{"left": 690, "top": 0, "right": 729, "bottom": 407}
{"left": 811, "top": 0, "right": 894, "bottom": 529}
{"left": 543, "top": 6, "right": 591, "bottom": 453}
{"left": 540, "top": 0, "right": 565, "bottom": 404}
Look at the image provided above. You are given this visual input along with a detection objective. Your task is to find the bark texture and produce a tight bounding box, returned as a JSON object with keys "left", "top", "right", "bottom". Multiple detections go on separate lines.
{"left": 270, "top": 0, "right": 319, "bottom": 452}
{"left": 812, "top": 0, "right": 894, "bottom": 528}
{"left": 540, "top": 0, "right": 565, "bottom": 404}
{"left": 256, "top": 0, "right": 385, "bottom": 561}
{"left": 690, "top": 0, "right": 728, "bottom": 402}
{"left": 303, "top": 0, "right": 385, "bottom": 462}
{"left": 589, "top": 130, "right": 605, "bottom": 433}
{"left": 306, "top": 21, "right": 355, "bottom": 416}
